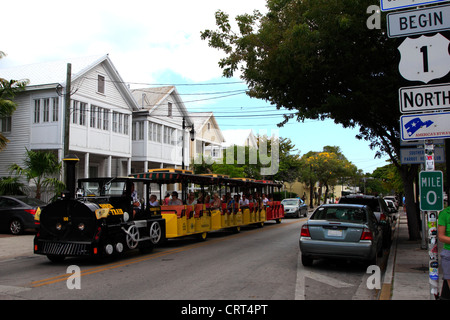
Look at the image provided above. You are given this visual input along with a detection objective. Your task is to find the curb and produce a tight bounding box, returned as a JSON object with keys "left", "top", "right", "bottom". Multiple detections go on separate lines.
{"left": 379, "top": 215, "right": 401, "bottom": 300}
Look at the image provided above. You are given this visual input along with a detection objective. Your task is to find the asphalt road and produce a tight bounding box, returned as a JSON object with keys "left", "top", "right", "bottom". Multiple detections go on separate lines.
{"left": 0, "top": 218, "right": 384, "bottom": 300}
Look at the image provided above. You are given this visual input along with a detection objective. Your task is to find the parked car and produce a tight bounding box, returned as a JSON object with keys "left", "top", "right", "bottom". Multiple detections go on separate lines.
{"left": 281, "top": 198, "right": 308, "bottom": 218}
{"left": 299, "top": 204, "right": 383, "bottom": 267}
{"left": 0, "top": 196, "right": 46, "bottom": 235}
{"left": 384, "top": 196, "right": 399, "bottom": 210}
{"left": 384, "top": 199, "right": 398, "bottom": 214}
{"left": 339, "top": 194, "right": 393, "bottom": 249}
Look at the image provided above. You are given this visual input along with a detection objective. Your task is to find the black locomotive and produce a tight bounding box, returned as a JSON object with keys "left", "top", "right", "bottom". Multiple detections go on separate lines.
{"left": 34, "top": 156, "right": 166, "bottom": 262}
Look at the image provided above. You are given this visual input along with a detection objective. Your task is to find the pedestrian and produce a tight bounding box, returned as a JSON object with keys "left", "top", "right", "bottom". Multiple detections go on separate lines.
{"left": 438, "top": 206, "right": 450, "bottom": 299}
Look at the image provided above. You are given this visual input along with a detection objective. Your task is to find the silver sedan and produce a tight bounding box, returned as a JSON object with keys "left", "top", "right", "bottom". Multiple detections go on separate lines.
{"left": 299, "top": 204, "right": 383, "bottom": 267}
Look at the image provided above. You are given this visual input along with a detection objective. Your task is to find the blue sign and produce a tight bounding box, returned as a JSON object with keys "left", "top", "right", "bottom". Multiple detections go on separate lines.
{"left": 381, "top": 0, "right": 450, "bottom": 12}
{"left": 400, "top": 112, "right": 450, "bottom": 141}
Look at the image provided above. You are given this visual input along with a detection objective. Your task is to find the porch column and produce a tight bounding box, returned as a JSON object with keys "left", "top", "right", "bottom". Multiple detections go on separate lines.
{"left": 106, "top": 155, "right": 112, "bottom": 177}
{"left": 84, "top": 153, "right": 90, "bottom": 178}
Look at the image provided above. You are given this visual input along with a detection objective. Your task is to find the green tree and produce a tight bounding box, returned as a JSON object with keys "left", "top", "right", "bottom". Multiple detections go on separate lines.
{"left": 201, "top": 0, "right": 422, "bottom": 239}
{"left": 0, "top": 51, "right": 28, "bottom": 151}
{"left": 301, "top": 146, "right": 358, "bottom": 205}
{"left": 9, "top": 148, "right": 64, "bottom": 200}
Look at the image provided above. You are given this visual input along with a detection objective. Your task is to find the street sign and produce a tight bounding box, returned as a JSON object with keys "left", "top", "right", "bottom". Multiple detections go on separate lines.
{"left": 387, "top": 4, "right": 450, "bottom": 38}
{"left": 400, "top": 111, "right": 450, "bottom": 141}
{"left": 398, "top": 34, "right": 450, "bottom": 83}
{"left": 399, "top": 83, "right": 450, "bottom": 113}
{"left": 400, "top": 138, "right": 444, "bottom": 146}
{"left": 381, "top": 0, "right": 450, "bottom": 11}
{"left": 419, "top": 171, "right": 444, "bottom": 211}
{"left": 400, "top": 147, "right": 445, "bottom": 164}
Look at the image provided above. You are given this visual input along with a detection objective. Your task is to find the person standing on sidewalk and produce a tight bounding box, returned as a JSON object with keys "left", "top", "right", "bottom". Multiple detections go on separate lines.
{"left": 438, "top": 207, "right": 450, "bottom": 299}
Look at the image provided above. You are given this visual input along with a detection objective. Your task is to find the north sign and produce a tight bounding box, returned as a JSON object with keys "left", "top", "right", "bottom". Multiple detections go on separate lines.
{"left": 419, "top": 171, "right": 444, "bottom": 211}
{"left": 387, "top": 4, "right": 450, "bottom": 38}
{"left": 381, "top": 0, "right": 450, "bottom": 11}
{"left": 400, "top": 112, "right": 450, "bottom": 141}
{"left": 398, "top": 33, "right": 450, "bottom": 83}
{"left": 399, "top": 83, "right": 450, "bottom": 113}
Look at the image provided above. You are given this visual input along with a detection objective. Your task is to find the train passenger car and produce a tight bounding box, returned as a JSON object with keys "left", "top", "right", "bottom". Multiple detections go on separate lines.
{"left": 133, "top": 169, "right": 284, "bottom": 241}
{"left": 34, "top": 156, "right": 165, "bottom": 262}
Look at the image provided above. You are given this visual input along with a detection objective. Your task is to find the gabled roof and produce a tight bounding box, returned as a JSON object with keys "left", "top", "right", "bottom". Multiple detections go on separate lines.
{"left": 189, "top": 112, "right": 225, "bottom": 143}
{"left": 131, "top": 86, "right": 193, "bottom": 127}
{"left": 0, "top": 54, "right": 140, "bottom": 110}
{"left": 222, "top": 129, "right": 258, "bottom": 148}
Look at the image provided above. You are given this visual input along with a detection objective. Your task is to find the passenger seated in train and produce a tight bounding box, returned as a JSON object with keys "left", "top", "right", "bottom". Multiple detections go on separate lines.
{"left": 211, "top": 193, "right": 222, "bottom": 210}
{"left": 168, "top": 191, "right": 183, "bottom": 206}
{"left": 149, "top": 194, "right": 159, "bottom": 207}
{"left": 239, "top": 194, "right": 250, "bottom": 208}
{"left": 131, "top": 183, "right": 142, "bottom": 218}
{"left": 186, "top": 192, "right": 197, "bottom": 205}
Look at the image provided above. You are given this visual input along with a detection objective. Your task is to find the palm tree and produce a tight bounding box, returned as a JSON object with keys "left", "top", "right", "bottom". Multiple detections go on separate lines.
{"left": 9, "top": 148, "right": 64, "bottom": 200}
{"left": 0, "top": 51, "right": 29, "bottom": 150}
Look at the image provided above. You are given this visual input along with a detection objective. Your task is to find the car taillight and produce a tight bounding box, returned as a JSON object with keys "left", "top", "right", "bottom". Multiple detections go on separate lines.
{"left": 301, "top": 224, "right": 311, "bottom": 237}
{"left": 25, "top": 209, "right": 37, "bottom": 215}
{"left": 360, "top": 228, "right": 373, "bottom": 241}
{"left": 380, "top": 213, "right": 386, "bottom": 221}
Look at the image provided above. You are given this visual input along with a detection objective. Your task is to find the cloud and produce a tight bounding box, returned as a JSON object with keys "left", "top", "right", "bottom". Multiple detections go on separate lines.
{"left": 1, "top": 0, "right": 267, "bottom": 83}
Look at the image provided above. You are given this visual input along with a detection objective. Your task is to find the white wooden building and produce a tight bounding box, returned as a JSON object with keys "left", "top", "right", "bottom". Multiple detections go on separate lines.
{"left": 131, "top": 86, "right": 194, "bottom": 173}
{"left": 0, "top": 54, "right": 139, "bottom": 181}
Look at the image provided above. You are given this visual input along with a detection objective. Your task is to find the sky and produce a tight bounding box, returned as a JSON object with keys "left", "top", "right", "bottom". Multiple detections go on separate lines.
{"left": 1, "top": 0, "right": 390, "bottom": 173}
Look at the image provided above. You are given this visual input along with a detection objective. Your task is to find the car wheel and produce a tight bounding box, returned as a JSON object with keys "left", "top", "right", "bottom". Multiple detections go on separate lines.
{"left": 9, "top": 219, "right": 24, "bottom": 235}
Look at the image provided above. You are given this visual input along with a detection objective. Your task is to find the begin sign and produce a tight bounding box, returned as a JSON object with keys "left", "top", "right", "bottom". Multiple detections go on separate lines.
{"left": 419, "top": 171, "right": 444, "bottom": 211}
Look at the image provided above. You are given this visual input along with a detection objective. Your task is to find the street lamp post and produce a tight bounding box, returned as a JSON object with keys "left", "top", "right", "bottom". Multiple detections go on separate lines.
{"left": 182, "top": 117, "right": 195, "bottom": 170}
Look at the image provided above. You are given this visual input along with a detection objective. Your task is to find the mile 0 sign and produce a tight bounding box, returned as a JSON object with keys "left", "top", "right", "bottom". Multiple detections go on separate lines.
{"left": 419, "top": 171, "right": 444, "bottom": 211}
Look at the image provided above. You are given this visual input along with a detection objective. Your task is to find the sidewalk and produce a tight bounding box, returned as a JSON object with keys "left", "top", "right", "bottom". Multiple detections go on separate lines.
{"left": 0, "top": 234, "right": 34, "bottom": 261}
{"left": 380, "top": 210, "right": 443, "bottom": 300}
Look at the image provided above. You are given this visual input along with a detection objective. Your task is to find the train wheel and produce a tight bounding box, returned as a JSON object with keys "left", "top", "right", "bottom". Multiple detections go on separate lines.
{"left": 149, "top": 221, "right": 162, "bottom": 245}
{"left": 197, "top": 232, "right": 208, "bottom": 241}
{"left": 126, "top": 225, "right": 139, "bottom": 250}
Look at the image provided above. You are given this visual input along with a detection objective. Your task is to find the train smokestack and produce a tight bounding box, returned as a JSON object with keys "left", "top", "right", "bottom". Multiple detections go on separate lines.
{"left": 63, "top": 154, "right": 79, "bottom": 199}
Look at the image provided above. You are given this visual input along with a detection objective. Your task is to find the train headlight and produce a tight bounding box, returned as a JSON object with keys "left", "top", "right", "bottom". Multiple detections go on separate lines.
{"left": 56, "top": 223, "right": 62, "bottom": 231}
{"left": 78, "top": 223, "right": 85, "bottom": 231}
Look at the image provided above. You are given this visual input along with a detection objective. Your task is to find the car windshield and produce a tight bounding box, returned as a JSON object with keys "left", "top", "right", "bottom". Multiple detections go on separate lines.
{"left": 312, "top": 207, "right": 367, "bottom": 223}
{"left": 79, "top": 180, "right": 126, "bottom": 197}
{"left": 282, "top": 200, "right": 298, "bottom": 206}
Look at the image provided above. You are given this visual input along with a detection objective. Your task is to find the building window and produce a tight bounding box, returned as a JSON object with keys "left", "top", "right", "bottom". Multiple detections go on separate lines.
{"left": 0, "top": 117, "right": 11, "bottom": 133}
{"left": 112, "top": 112, "right": 118, "bottom": 133}
{"left": 52, "top": 97, "right": 59, "bottom": 122}
{"left": 103, "top": 109, "right": 109, "bottom": 131}
{"left": 98, "top": 75, "right": 105, "bottom": 94}
{"left": 124, "top": 115, "right": 129, "bottom": 136}
{"left": 34, "top": 100, "right": 40, "bottom": 123}
{"left": 79, "top": 102, "right": 87, "bottom": 126}
{"left": 96, "top": 107, "right": 102, "bottom": 129}
{"left": 168, "top": 102, "right": 172, "bottom": 117}
{"left": 90, "top": 105, "right": 97, "bottom": 128}
{"left": 72, "top": 101, "right": 78, "bottom": 124}
{"left": 43, "top": 99, "right": 50, "bottom": 122}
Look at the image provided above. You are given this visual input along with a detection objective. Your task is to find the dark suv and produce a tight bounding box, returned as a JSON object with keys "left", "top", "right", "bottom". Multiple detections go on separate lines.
{"left": 339, "top": 195, "right": 392, "bottom": 248}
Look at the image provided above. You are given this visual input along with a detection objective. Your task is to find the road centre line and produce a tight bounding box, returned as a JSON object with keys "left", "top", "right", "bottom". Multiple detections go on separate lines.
{"left": 31, "top": 219, "right": 304, "bottom": 288}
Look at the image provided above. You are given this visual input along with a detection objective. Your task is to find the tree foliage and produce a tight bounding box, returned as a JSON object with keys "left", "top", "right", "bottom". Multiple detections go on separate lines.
{"left": 0, "top": 51, "right": 29, "bottom": 151}
{"left": 201, "top": 0, "right": 423, "bottom": 239}
{"left": 9, "top": 148, "right": 63, "bottom": 200}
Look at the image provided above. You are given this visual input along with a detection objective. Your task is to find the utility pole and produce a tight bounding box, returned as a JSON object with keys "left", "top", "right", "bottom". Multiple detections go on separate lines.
{"left": 63, "top": 63, "right": 72, "bottom": 185}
